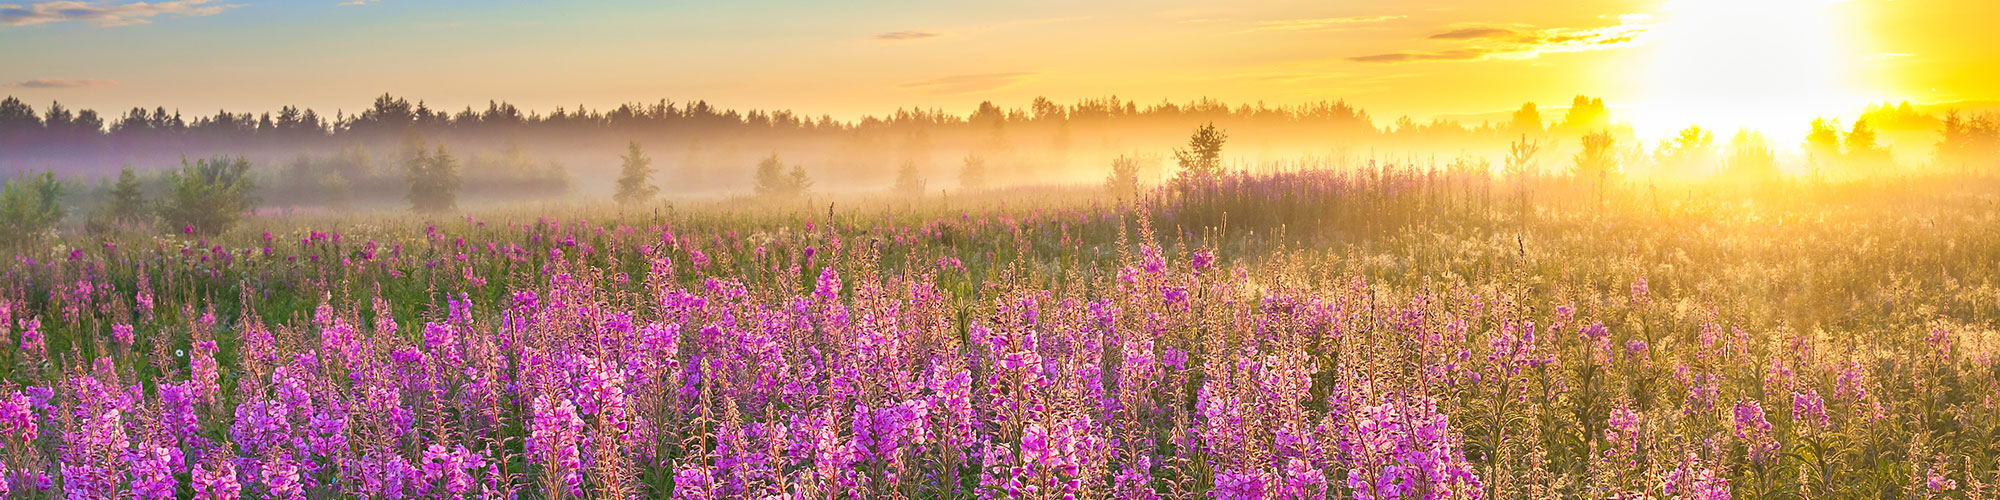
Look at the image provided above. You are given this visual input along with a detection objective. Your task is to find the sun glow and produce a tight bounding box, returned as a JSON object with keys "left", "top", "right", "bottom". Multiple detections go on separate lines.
{"left": 1636, "top": 0, "right": 1862, "bottom": 142}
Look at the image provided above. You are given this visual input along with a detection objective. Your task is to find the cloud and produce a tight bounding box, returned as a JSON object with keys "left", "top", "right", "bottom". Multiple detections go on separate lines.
{"left": 901, "top": 72, "right": 1034, "bottom": 95}
{"left": 0, "top": 0, "right": 236, "bottom": 26}
{"left": 873, "top": 30, "right": 941, "bottom": 41}
{"left": 337, "top": 0, "right": 380, "bottom": 5}
{"left": 1428, "top": 27, "right": 1516, "bottom": 40}
{"left": 4, "top": 78, "right": 117, "bottom": 88}
{"left": 1349, "top": 49, "right": 1493, "bottom": 63}
{"left": 1248, "top": 15, "right": 1404, "bottom": 32}
{"left": 1351, "top": 16, "right": 1651, "bottom": 64}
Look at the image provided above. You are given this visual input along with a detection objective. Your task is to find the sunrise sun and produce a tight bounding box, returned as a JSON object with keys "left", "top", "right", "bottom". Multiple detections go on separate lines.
{"left": 1638, "top": 0, "right": 1862, "bottom": 140}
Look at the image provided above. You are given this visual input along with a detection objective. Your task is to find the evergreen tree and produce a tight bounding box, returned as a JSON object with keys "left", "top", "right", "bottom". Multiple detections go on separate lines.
{"left": 1173, "top": 122, "right": 1227, "bottom": 189}
{"left": 406, "top": 142, "right": 462, "bottom": 213}
{"left": 613, "top": 141, "right": 658, "bottom": 205}
{"left": 108, "top": 165, "right": 146, "bottom": 223}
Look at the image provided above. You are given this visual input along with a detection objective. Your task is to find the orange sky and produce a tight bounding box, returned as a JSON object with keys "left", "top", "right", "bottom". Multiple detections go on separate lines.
{"left": 1, "top": 0, "right": 1994, "bottom": 139}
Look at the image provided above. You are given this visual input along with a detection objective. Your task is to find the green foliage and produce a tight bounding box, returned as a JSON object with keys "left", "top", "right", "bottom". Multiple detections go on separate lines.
{"left": 0, "top": 170, "right": 63, "bottom": 247}
{"left": 160, "top": 156, "right": 256, "bottom": 236}
{"left": 107, "top": 166, "right": 145, "bottom": 224}
{"left": 405, "top": 141, "right": 462, "bottom": 213}
{"left": 614, "top": 141, "right": 658, "bottom": 205}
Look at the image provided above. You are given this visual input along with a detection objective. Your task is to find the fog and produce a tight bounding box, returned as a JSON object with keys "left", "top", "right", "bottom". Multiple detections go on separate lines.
{"left": 0, "top": 94, "right": 1987, "bottom": 213}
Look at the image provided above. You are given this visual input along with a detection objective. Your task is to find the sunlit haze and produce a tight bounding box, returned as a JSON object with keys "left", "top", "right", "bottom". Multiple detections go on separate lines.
{"left": 2, "top": 0, "right": 1992, "bottom": 138}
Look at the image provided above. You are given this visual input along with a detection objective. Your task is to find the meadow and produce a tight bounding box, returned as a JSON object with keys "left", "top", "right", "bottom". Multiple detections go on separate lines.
{"left": 4, "top": 166, "right": 2000, "bottom": 499}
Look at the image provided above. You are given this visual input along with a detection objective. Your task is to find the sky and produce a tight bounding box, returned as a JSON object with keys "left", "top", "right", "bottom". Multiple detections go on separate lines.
{"left": 2, "top": 0, "right": 1995, "bottom": 138}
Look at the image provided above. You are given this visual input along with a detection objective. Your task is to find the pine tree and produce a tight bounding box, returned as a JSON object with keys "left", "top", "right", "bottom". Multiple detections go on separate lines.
{"left": 613, "top": 141, "right": 658, "bottom": 205}
{"left": 1173, "top": 123, "right": 1227, "bottom": 193}
{"left": 406, "top": 142, "right": 461, "bottom": 213}
{"left": 108, "top": 165, "right": 146, "bottom": 224}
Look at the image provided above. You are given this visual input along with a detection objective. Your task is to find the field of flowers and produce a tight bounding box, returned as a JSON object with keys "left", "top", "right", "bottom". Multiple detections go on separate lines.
{"left": 5, "top": 167, "right": 2000, "bottom": 499}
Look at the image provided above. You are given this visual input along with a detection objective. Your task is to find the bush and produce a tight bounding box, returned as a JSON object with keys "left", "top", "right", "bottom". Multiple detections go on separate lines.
{"left": 160, "top": 156, "right": 256, "bottom": 236}
{"left": 0, "top": 170, "right": 63, "bottom": 247}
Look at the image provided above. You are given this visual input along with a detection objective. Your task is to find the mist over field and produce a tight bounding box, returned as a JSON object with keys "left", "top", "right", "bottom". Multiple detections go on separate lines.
{"left": 4, "top": 0, "right": 2000, "bottom": 499}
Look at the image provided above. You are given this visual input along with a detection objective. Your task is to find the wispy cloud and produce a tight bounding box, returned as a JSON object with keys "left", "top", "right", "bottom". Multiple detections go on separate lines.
{"left": 1351, "top": 16, "right": 1650, "bottom": 64}
{"left": 336, "top": 0, "right": 381, "bottom": 5}
{"left": 873, "top": 30, "right": 941, "bottom": 41}
{"left": 902, "top": 72, "right": 1034, "bottom": 95}
{"left": 1428, "top": 27, "right": 1516, "bottom": 40}
{"left": 1349, "top": 49, "right": 1493, "bottom": 63}
{"left": 1248, "top": 15, "right": 1404, "bottom": 32}
{"left": 0, "top": 0, "right": 237, "bottom": 27}
{"left": 4, "top": 78, "right": 118, "bottom": 88}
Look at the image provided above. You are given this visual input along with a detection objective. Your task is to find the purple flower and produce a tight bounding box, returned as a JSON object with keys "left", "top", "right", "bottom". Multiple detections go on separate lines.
{"left": 1733, "top": 400, "right": 1777, "bottom": 464}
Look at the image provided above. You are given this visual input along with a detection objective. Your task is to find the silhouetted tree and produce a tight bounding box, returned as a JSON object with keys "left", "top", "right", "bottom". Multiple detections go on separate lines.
{"left": 1804, "top": 117, "right": 1843, "bottom": 172}
{"left": 958, "top": 153, "right": 988, "bottom": 191}
{"left": 1572, "top": 130, "right": 1618, "bottom": 202}
{"left": 1654, "top": 125, "right": 1715, "bottom": 177}
{"left": 1558, "top": 96, "right": 1609, "bottom": 133}
{"left": 1173, "top": 122, "right": 1227, "bottom": 192}
{"left": 754, "top": 153, "right": 811, "bottom": 198}
{"left": 892, "top": 160, "right": 926, "bottom": 197}
{"left": 1727, "top": 130, "right": 1779, "bottom": 182}
{"left": 1937, "top": 111, "right": 1999, "bottom": 172}
{"left": 1843, "top": 119, "right": 1890, "bottom": 173}
{"left": 614, "top": 141, "right": 658, "bottom": 205}
{"left": 1106, "top": 155, "right": 1142, "bottom": 199}
{"left": 0, "top": 170, "right": 63, "bottom": 247}
{"left": 1504, "top": 134, "right": 1541, "bottom": 215}
{"left": 1508, "top": 103, "right": 1544, "bottom": 136}
{"left": 160, "top": 156, "right": 256, "bottom": 235}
